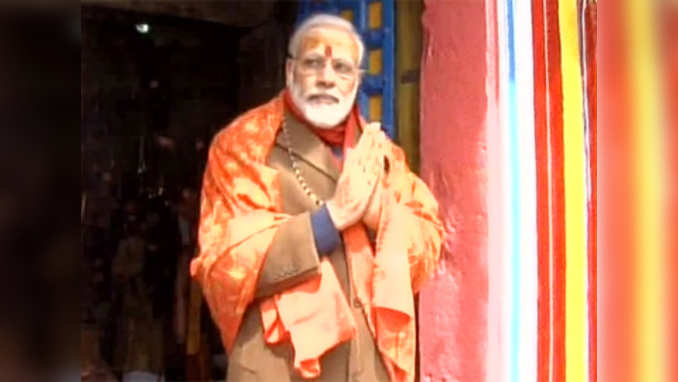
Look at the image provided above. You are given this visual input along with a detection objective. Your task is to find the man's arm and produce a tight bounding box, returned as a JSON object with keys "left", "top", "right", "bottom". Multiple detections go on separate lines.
{"left": 254, "top": 206, "right": 341, "bottom": 298}
{"left": 256, "top": 133, "right": 383, "bottom": 298}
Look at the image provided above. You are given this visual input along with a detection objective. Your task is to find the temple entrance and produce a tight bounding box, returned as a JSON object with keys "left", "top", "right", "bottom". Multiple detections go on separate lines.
{"left": 81, "top": 1, "right": 425, "bottom": 380}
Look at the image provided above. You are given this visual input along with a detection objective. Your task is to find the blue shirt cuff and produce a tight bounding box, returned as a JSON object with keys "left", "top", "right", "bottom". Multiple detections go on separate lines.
{"left": 330, "top": 145, "right": 344, "bottom": 158}
{"left": 310, "top": 205, "right": 341, "bottom": 255}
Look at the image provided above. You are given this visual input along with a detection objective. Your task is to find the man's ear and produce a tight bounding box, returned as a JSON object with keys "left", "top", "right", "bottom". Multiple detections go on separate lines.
{"left": 357, "top": 68, "right": 366, "bottom": 83}
{"left": 285, "top": 58, "right": 295, "bottom": 87}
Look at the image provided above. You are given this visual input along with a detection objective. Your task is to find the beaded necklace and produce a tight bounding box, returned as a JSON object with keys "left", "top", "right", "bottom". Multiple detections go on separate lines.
{"left": 281, "top": 117, "right": 324, "bottom": 207}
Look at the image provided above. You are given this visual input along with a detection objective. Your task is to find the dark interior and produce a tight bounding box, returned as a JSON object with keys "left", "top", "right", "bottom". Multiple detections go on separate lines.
{"left": 81, "top": 2, "right": 299, "bottom": 380}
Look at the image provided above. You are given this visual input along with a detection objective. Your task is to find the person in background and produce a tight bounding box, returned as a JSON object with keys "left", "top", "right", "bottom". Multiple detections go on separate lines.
{"left": 111, "top": 211, "right": 164, "bottom": 382}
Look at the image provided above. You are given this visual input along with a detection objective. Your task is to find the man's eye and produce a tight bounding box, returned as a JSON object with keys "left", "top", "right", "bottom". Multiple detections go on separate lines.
{"left": 303, "top": 58, "right": 323, "bottom": 68}
{"left": 334, "top": 62, "right": 350, "bottom": 73}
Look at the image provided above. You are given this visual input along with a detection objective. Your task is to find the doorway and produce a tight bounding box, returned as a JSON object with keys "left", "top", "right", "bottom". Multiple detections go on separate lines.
{"left": 81, "top": 2, "right": 298, "bottom": 380}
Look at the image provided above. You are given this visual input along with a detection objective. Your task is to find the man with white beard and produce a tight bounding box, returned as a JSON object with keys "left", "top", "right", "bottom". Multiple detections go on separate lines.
{"left": 191, "top": 14, "right": 443, "bottom": 382}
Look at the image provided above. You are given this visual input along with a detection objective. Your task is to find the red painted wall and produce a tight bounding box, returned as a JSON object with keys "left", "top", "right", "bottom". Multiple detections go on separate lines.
{"left": 418, "top": 0, "right": 494, "bottom": 380}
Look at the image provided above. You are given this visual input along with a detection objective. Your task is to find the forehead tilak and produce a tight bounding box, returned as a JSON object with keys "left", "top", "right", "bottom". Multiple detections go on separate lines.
{"left": 298, "top": 28, "right": 357, "bottom": 61}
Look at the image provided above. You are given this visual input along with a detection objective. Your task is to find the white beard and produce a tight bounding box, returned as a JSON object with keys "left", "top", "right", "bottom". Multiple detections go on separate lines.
{"left": 289, "top": 81, "right": 358, "bottom": 129}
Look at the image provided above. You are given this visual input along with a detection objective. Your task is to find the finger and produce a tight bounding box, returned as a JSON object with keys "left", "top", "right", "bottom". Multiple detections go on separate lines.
{"left": 367, "top": 173, "right": 380, "bottom": 196}
{"left": 344, "top": 147, "right": 358, "bottom": 167}
{"left": 366, "top": 174, "right": 375, "bottom": 189}
{"left": 362, "top": 132, "right": 384, "bottom": 156}
{"left": 360, "top": 124, "right": 382, "bottom": 145}
{"left": 351, "top": 151, "right": 375, "bottom": 177}
{"left": 367, "top": 132, "right": 386, "bottom": 152}
{"left": 350, "top": 145, "right": 373, "bottom": 171}
{"left": 356, "top": 142, "right": 383, "bottom": 173}
{"left": 365, "top": 121, "right": 381, "bottom": 133}
{"left": 371, "top": 146, "right": 383, "bottom": 167}
{"left": 363, "top": 128, "right": 382, "bottom": 147}
{"left": 356, "top": 132, "right": 375, "bottom": 153}
{"left": 376, "top": 130, "right": 388, "bottom": 145}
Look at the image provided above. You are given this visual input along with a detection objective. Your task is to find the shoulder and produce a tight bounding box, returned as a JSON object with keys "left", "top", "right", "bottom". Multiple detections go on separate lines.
{"left": 208, "top": 95, "right": 284, "bottom": 162}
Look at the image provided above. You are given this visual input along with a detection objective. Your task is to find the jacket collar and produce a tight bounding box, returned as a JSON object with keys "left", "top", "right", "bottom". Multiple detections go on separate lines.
{"left": 275, "top": 108, "right": 364, "bottom": 182}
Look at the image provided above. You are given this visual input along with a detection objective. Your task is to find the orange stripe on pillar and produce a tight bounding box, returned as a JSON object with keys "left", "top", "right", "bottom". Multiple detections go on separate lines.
{"left": 531, "top": 1, "right": 566, "bottom": 381}
{"left": 530, "top": 0, "right": 551, "bottom": 378}
{"left": 545, "top": 1, "right": 567, "bottom": 381}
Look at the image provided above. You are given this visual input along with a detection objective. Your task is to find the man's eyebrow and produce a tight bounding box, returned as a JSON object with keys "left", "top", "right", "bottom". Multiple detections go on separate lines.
{"left": 301, "top": 53, "right": 323, "bottom": 59}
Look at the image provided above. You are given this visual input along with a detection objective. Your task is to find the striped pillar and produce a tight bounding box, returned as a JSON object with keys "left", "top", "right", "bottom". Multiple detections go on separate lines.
{"left": 421, "top": 0, "right": 598, "bottom": 380}
{"left": 491, "top": 0, "right": 596, "bottom": 380}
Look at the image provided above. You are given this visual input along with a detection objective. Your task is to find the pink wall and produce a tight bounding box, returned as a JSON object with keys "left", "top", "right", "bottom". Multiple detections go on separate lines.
{"left": 418, "top": 0, "right": 495, "bottom": 380}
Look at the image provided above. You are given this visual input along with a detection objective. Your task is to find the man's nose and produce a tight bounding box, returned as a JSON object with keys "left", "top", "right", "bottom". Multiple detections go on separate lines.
{"left": 316, "top": 63, "right": 336, "bottom": 89}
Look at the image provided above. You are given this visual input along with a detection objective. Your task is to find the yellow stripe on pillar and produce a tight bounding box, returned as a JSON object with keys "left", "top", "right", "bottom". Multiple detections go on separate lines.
{"left": 369, "top": 95, "right": 382, "bottom": 122}
{"left": 627, "top": 0, "right": 668, "bottom": 381}
{"left": 558, "top": 0, "right": 589, "bottom": 381}
{"left": 369, "top": 49, "right": 383, "bottom": 75}
{"left": 340, "top": 9, "right": 354, "bottom": 23}
{"left": 395, "top": 0, "right": 422, "bottom": 171}
{"left": 369, "top": 2, "right": 383, "bottom": 29}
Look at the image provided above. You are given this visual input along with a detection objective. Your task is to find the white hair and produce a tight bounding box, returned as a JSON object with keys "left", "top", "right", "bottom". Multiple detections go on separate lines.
{"left": 288, "top": 14, "right": 365, "bottom": 66}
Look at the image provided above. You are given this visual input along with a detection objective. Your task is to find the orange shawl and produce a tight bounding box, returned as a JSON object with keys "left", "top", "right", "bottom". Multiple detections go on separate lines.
{"left": 190, "top": 93, "right": 443, "bottom": 382}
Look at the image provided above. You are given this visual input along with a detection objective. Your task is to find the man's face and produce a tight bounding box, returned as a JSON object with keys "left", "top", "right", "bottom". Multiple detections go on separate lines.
{"left": 287, "top": 26, "right": 361, "bottom": 128}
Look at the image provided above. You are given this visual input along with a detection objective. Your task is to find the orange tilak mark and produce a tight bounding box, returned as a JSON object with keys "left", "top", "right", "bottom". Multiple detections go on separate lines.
{"left": 325, "top": 45, "right": 333, "bottom": 58}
